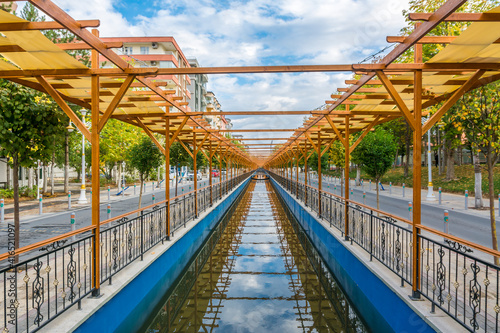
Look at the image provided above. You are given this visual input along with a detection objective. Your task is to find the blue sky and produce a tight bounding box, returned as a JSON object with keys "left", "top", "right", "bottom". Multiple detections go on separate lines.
{"left": 45, "top": 0, "right": 410, "bottom": 145}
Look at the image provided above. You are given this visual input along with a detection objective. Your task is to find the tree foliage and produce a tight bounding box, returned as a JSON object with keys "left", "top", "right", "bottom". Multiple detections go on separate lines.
{"left": 355, "top": 129, "right": 397, "bottom": 209}
{"left": 127, "top": 137, "right": 163, "bottom": 208}
{"left": 308, "top": 149, "right": 329, "bottom": 172}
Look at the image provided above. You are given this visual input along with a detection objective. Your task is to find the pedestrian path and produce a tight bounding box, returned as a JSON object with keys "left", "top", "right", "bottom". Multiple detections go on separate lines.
{"left": 295, "top": 173, "right": 499, "bottom": 220}
{"left": 0, "top": 178, "right": 211, "bottom": 224}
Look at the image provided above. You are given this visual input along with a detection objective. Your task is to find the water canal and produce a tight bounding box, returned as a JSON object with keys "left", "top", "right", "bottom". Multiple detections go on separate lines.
{"left": 144, "top": 180, "right": 367, "bottom": 332}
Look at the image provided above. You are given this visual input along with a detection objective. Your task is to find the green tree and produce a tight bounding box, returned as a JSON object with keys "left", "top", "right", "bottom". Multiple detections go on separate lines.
{"left": 0, "top": 81, "right": 65, "bottom": 253}
{"left": 100, "top": 119, "right": 143, "bottom": 185}
{"left": 452, "top": 83, "right": 500, "bottom": 262}
{"left": 309, "top": 149, "right": 328, "bottom": 172}
{"left": 127, "top": 137, "right": 163, "bottom": 209}
{"left": 354, "top": 129, "right": 397, "bottom": 210}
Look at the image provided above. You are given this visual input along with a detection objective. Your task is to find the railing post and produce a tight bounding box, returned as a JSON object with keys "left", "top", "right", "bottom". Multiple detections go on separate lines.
{"left": 165, "top": 117, "right": 171, "bottom": 240}
{"left": 90, "top": 39, "right": 101, "bottom": 297}
{"left": 140, "top": 210, "right": 144, "bottom": 260}
{"left": 411, "top": 68, "right": 422, "bottom": 300}
{"left": 369, "top": 210, "right": 373, "bottom": 261}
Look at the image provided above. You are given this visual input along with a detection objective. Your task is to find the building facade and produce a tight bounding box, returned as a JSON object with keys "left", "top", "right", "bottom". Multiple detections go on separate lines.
{"left": 99, "top": 37, "right": 192, "bottom": 109}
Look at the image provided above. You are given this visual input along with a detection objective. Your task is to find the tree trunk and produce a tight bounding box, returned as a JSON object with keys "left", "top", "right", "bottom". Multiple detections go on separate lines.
{"left": 376, "top": 176, "right": 380, "bottom": 211}
{"left": 50, "top": 150, "right": 55, "bottom": 196}
{"left": 457, "top": 147, "right": 462, "bottom": 166}
{"left": 486, "top": 151, "right": 499, "bottom": 265}
{"left": 117, "top": 162, "right": 121, "bottom": 188}
{"left": 13, "top": 154, "right": 20, "bottom": 262}
{"left": 446, "top": 146, "right": 455, "bottom": 180}
{"left": 6, "top": 163, "right": 10, "bottom": 189}
{"left": 28, "top": 167, "right": 33, "bottom": 190}
{"left": 355, "top": 166, "right": 361, "bottom": 186}
{"left": 138, "top": 175, "right": 143, "bottom": 210}
{"left": 473, "top": 152, "right": 483, "bottom": 208}
{"left": 404, "top": 123, "right": 410, "bottom": 177}
{"left": 64, "top": 132, "right": 69, "bottom": 193}
{"left": 175, "top": 164, "right": 179, "bottom": 197}
{"left": 42, "top": 164, "right": 48, "bottom": 193}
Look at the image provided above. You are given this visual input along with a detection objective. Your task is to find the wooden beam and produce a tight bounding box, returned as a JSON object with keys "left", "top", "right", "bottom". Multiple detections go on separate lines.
{"left": 304, "top": 133, "right": 317, "bottom": 151}
{"left": 321, "top": 136, "right": 337, "bottom": 157}
{"left": 388, "top": 35, "right": 500, "bottom": 44}
{"left": 176, "top": 138, "right": 193, "bottom": 158}
{"left": 36, "top": 76, "right": 91, "bottom": 141}
{"left": 210, "top": 141, "right": 222, "bottom": 158}
{"left": 57, "top": 41, "right": 123, "bottom": 50}
{"left": 422, "top": 69, "right": 485, "bottom": 134}
{"left": 195, "top": 133, "right": 210, "bottom": 153}
{"left": 376, "top": 70, "right": 416, "bottom": 130}
{"left": 325, "top": 116, "right": 346, "bottom": 147}
{"left": 29, "top": 0, "right": 129, "bottom": 70}
{"left": 98, "top": 75, "right": 135, "bottom": 133}
{"left": 409, "top": 12, "right": 500, "bottom": 22}
{"left": 134, "top": 118, "right": 166, "bottom": 156}
{"left": 349, "top": 116, "right": 380, "bottom": 154}
{"left": 0, "top": 19, "right": 100, "bottom": 31}
{"left": 168, "top": 116, "right": 189, "bottom": 147}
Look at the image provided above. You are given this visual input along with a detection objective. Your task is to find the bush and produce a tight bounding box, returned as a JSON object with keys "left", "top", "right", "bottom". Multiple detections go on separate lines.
{"left": 19, "top": 185, "right": 37, "bottom": 198}
{"left": 0, "top": 188, "right": 14, "bottom": 199}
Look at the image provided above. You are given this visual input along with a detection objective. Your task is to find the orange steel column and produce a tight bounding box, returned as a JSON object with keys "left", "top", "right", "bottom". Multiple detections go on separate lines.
{"left": 193, "top": 136, "right": 198, "bottom": 218}
{"left": 295, "top": 150, "right": 299, "bottom": 197}
{"left": 344, "top": 115, "right": 350, "bottom": 240}
{"left": 304, "top": 145, "right": 308, "bottom": 205}
{"left": 412, "top": 69, "right": 423, "bottom": 299}
{"left": 317, "top": 129, "right": 322, "bottom": 217}
{"left": 165, "top": 117, "right": 170, "bottom": 240}
{"left": 209, "top": 142, "right": 213, "bottom": 206}
{"left": 91, "top": 29, "right": 101, "bottom": 296}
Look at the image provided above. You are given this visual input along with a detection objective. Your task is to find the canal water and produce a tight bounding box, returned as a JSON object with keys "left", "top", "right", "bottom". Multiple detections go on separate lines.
{"left": 144, "top": 180, "right": 367, "bottom": 332}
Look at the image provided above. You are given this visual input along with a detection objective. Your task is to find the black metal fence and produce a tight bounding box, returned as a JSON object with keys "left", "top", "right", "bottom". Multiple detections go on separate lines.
{"left": 268, "top": 171, "right": 500, "bottom": 332}
{"left": 0, "top": 172, "right": 252, "bottom": 333}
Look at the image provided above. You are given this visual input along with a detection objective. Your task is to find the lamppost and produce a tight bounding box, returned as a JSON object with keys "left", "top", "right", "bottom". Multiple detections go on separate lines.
{"left": 66, "top": 110, "right": 88, "bottom": 204}
{"left": 426, "top": 120, "right": 436, "bottom": 201}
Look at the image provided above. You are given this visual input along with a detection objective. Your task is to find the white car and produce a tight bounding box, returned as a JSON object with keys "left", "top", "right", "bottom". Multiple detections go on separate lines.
{"left": 187, "top": 171, "right": 202, "bottom": 181}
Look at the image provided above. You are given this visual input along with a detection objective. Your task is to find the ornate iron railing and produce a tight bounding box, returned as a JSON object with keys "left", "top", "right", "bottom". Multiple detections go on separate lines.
{"left": 0, "top": 172, "right": 252, "bottom": 333}
{"left": 268, "top": 171, "right": 500, "bottom": 332}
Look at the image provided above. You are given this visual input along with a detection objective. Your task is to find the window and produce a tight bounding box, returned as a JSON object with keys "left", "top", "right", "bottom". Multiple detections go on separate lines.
{"left": 122, "top": 47, "right": 131, "bottom": 55}
{"left": 140, "top": 46, "right": 149, "bottom": 55}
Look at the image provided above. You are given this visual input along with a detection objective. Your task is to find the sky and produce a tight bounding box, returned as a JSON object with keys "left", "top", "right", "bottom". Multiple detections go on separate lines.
{"left": 32, "top": 0, "right": 411, "bottom": 153}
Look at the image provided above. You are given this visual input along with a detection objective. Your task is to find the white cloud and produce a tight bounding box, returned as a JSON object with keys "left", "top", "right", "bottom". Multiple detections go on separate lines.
{"left": 43, "top": 0, "right": 410, "bottom": 144}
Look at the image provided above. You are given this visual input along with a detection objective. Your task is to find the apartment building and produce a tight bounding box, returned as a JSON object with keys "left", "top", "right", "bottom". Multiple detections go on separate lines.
{"left": 99, "top": 37, "right": 192, "bottom": 109}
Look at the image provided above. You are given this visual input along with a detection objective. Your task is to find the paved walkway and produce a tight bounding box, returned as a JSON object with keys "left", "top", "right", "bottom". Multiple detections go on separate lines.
{"left": 297, "top": 173, "right": 500, "bottom": 220}
{"left": 0, "top": 178, "right": 213, "bottom": 223}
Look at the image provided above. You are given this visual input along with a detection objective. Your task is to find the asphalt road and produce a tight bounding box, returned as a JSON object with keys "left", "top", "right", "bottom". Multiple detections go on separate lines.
{"left": 304, "top": 177, "right": 497, "bottom": 251}
{"left": 0, "top": 177, "right": 222, "bottom": 253}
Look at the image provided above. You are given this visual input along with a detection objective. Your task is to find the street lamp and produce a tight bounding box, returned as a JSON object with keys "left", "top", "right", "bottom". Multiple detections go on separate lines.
{"left": 426, "top": 119, "right": 436, "bottom": 201}
{"left": 78, "top": 109, "right": 88, "bottom": 204}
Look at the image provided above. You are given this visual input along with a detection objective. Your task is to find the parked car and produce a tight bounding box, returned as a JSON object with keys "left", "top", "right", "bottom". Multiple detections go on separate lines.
{"left": 212, "top": 169, "right": 220, "bottom": 177}
{"left": 187, "top": 171, "right": 202, "bottom": 181}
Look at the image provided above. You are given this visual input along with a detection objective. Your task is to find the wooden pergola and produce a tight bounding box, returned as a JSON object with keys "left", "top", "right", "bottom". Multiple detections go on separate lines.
{"left": 1, "top": 0, "right": 500, "bottom": 300}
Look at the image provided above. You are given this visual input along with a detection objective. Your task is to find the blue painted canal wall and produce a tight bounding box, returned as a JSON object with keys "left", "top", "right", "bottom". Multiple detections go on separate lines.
{"left": 270, "top": 177, "right": 435, "bottom": 333}
{"left": 76, "top": 177, "right": 251, "bottom": 333}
